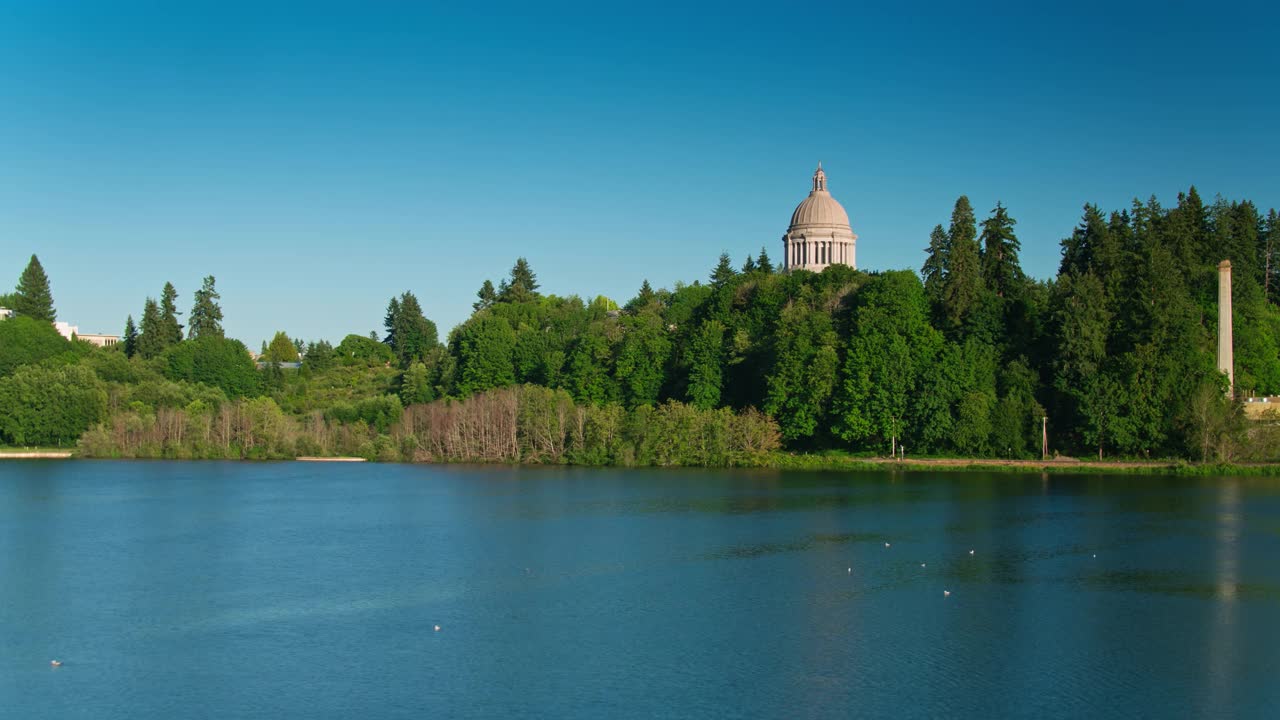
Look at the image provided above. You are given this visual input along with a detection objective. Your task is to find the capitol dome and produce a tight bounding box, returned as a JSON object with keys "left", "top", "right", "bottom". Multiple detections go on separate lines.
{"left": 782, "top": 164, "right": 857, "bottom": 271}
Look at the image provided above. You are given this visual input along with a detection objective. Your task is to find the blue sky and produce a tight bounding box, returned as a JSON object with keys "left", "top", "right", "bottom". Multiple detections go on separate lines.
{"left": 2, "top": 1, "right": 1277, "bottom": 346}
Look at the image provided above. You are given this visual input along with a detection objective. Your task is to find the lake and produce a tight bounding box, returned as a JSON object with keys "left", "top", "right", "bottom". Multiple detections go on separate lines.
{"left": 2, "top": 462, "right": 1278, "bottom": 718}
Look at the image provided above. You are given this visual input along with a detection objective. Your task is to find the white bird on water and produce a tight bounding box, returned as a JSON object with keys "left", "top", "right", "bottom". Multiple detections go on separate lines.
{"left": 944, "top": 590, "right": 951, "bottom": 597}
{"left": 50, "top": 660, "right": 61, "bottom": 667}
{"left": 434, "top": 625, "right": 441, "bottom": 632}
{"left": 921, "top": 563, "right": 926, "bottom": 568}
{"left": 969, "top": 550, "right": 975, "bottom": 556}
{"left": 847, "top": 567, "right": 852, "bottom": 573}
{"left": 884, "top": 542, "right": 891, "bottom": 548}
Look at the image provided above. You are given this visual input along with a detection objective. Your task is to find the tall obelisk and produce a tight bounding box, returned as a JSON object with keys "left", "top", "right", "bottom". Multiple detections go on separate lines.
{"left": 1218, "top": 260, "right": 1234, "bottom": 397}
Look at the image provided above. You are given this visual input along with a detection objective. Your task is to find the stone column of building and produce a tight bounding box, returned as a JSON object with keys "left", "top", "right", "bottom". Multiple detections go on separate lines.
{"left": 1218, "top": 260, "right": 1234, "bottom": 397}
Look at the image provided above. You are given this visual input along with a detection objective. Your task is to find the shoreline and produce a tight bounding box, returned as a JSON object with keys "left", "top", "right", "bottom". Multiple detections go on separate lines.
{"left": 0, "top": 451, "right": 74, "bottom": 459}
{"left": 42, "top": 449, "right": 1280, "bottom": 476}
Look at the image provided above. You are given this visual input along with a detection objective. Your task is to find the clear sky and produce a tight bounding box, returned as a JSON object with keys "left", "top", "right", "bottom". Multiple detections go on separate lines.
{"left": 2, "top": 1, "right": 1277, "bottom": 347}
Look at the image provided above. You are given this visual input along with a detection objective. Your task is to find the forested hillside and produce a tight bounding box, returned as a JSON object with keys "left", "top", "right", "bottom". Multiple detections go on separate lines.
{"left": 3, "top": 188, "right": 1278, "bottom": 463}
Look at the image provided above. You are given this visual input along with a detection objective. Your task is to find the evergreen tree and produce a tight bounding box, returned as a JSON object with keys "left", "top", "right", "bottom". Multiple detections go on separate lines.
{"left": 940, "top": 197, "right": 983, "bottom": 332}
{"left": 303, "top": 339, "right": 335, "bottom": 371}
{"left": 123, "top": 315, "right": 139, "bottom": 358}
{"left": 498, "top": 258, "right": 540, "bottom": 303}
{"left": 474, "top": 279, "right": 497, "bottom": 311}
{"left": 742, "top": 254, "right": 757, "bottom": 273}
{"left": 188, "top": 276, "right": 224, "bottom": 339}
{"left": 14, "top": 254, "right": 55, "bottom": 322}
{"left": 979, "top": 202, "right": 1024, "bottom": 297}
{"left": 921, "top": 224, "right": 949, "bottom": 310}
{"left": 710, "top": 253, "right": 737, "bottom": 288}
{"left": 388, "top": 291, "right": 439, "bottom": 367}
{"left": 159, "top": 282, "right": 184, "bottom": 345}
{"left": 137, "top": 298, "right": 165, "bottom": 359}
{"left": 757, "top": 247, "right": 774, "bottom": 274}
{"left": 383, "top": 296, "right": 401, "bottom": 347}
{"left": 1264, "top": 209, "right": 1280, "bottom": 305}
{"left": 625, "top": 279, "right": 658, "bottom": 313}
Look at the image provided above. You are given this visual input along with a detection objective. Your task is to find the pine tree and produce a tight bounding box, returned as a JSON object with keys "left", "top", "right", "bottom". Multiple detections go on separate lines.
{"left": 389, "top": 291, "right": 439, "bottom": 367}
{"left": 742, "top": 254, "right": 758, "bottom": 273}
{"left": 383, "top": 296, "right": 402, "bottom": 347}
{"left": 979, "top": 202, "right": 1024, "bottom": 297}
{"left": 123, "top": 315, "right": 139, "bottom": 358}
{"left": 1264, "top": 209, "right": 1280, "bottom": 305}
{"left": 921, "top": 224, "right": 949, "bottom": 309}
{"left": 757, "top": 247, "right": 774, "bottom": 274}
{"left": 710, "top": 252, "right": 737, "bottom": 287}
{"left": 498, "top": 258, "right": 540, "bottom": 303}
{"left": 14, "top": 254, "right": 55, "bottom": 322}
{"left": 939, "top": 197, "right": 983, "bottom": 331}
{"left": 159, "top": 282, "right": 184, "bottom": 345}
{"left": 137, "top": 298, "right": 165, "bottom": 359}
{"left": 188, "top": 276, "right": 224, "bottom": 339}
{"left": 474, "top": 279, "right": 497, "bottom": 311}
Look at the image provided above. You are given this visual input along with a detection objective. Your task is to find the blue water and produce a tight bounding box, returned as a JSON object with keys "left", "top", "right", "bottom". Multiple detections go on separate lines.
{"left": 2, "top": 462, "right": 1279, "bottom": 719}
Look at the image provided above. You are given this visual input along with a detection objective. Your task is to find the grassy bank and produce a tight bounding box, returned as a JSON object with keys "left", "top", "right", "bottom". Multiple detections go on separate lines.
{"left": 759, "top": 450, "right": 1280, "bottom": 477}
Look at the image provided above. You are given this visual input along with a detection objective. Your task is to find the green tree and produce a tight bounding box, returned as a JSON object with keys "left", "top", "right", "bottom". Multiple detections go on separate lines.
{"left": 263, "top": 331, "right": 299, "bottom": 362}
{"left": 0, "top": 315, "right": 77, "bottom": 377}
{"left": 757, "top": 247, "right": 775, "bottom": 274}
{"left": 940, "top": 196, "right": 983, "bottom": 333}
{"left": 685, "top": 319, "right": 724, "bottom": 409}
{"left": 452, "top": 314, "right": 517, "bottom": 394}
{"left": 614, "top": 311, "right": 672, "bottom": 408}
{"left": 159, "top": 281, "right": 184, "bottom": 345}
{"left": 498, "top": 258, "right": 540, "bottom": 303}
{"left": 566, "top": 324, "right": 617, "bottom": 405}
{"left": 979, "top": 202, "right": 1024, "bottom": 298}
{"left": 335, "top": 334, "right": 394, "bottom": 365}
{"left": 832, "top": 271, "right": 943, "bottom": 450}
{"left": 188, "top": 276, "right": 224, "bottom": 339}
{"left": 741, "top": 254, "right": 757, "bottom": 273}
{"left": 383, "top": 296, "right": 401, "bottom": 347}
{"left": 0, "top": 364, "right": 106, "bottom": 445}
{"left": 400, "top": 361, "right": 436, "bottom": 405}
{"left": 14, "top": 254, "right": 55, "bottom": 322}
{"left": 303, "top": 339, "right": 335, "bottom": 371}
{"left": 764, "top": 294, "right": 840, "bottom": 442}
{"left": 474, "top": 279, "right": 497, "bottom": 311}
{"left": 163, "top": 336, "right": 259, "bottom": 397}
{"left": 136, "top": 298, "right": 166, "bottom": 360}
{"left": 921, "top": 224, "right": 949, "bottom": 310}
{"left": 123, "top": 315, "right": 139, "bottom": 358}
{"left": 385, "top": 291, "right": 439, "bottom": 368}
{"left": 710, "top": 253, "right": 737, "bottom": 288}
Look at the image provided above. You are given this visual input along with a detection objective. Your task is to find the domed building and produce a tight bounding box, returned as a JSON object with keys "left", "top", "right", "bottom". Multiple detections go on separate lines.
{"left": 782, "top": 163, "right": 857, "bottom": 271}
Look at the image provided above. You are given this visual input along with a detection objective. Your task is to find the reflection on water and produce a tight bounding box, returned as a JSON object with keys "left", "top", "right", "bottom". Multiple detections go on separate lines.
{"left": 1, "top": 463, "right": 1279, "bottom": 719}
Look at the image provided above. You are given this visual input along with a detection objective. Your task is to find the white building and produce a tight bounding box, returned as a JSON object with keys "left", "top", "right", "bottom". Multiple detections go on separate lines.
{"left": 78, "top": 333, "right": 121, "bottom": 348}
{"left": 53, "top": 321, "right": 79, "bottom": 340}
{"left": 782, "top": 163, "right": 858, "bottom": 272}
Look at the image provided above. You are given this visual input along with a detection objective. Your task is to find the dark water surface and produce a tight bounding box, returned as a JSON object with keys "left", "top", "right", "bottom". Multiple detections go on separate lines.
{"left": 2, "top": 462, "right": 1279, "bottom": 719}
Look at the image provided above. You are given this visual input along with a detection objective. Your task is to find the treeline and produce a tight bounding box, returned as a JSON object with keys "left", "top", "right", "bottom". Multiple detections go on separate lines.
{"left": 4, "top": 188, "right": 1279, "bottom": 464}
{"left": 78, "top": 385, "right": 781, "bottom": 466}
{"left": 416, "top": 191, "right": 1279, "bottom": 461}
